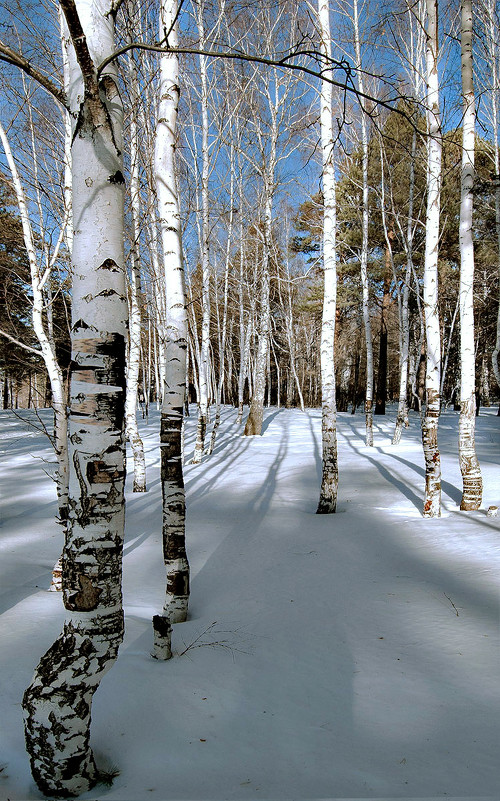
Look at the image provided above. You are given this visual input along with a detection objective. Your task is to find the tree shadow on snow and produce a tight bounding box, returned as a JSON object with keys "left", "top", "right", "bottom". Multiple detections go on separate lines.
{"left": 261, "top": 407, "right": 284, "bottom": 433}
{"left": 340, "top": 417, "right": 463, "bottom": 508}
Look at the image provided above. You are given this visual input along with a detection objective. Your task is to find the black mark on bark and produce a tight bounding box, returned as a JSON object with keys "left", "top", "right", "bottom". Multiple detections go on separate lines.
{"left": 67, "top": 574, "right": 102, "bottom": 611}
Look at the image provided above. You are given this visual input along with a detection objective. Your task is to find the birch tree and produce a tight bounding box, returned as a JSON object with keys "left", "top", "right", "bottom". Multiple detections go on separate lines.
{"left": 20, "top": 0, "right": 128, "bottom": 793}
{"left": 458, "top": 0, "right": 482, "bottom": 509}
{"left": 0, "top": 122, "right": 69, "bottom": 531}
{"left": 153, "top": 0, "right": 190, "bottom": 642}
{"left": 124, "top": 45, "right": 147, "bottom": 493}
{"left": 316, "top": 0, "right": 338, "bottom": 513}
{"left": 384, "top": 3, "right": 426, "bottom": 443}
{"left": 352, "top": 0, "right": 374, "bottom": 446}
{"left": 421, "top": 0, "right": 442, "bottom": 517}
{"left": 243, "top": 109, "right": 275, "bottom": 435}
{"left": 192, "top": 0, "right": 211, "bottom": 463}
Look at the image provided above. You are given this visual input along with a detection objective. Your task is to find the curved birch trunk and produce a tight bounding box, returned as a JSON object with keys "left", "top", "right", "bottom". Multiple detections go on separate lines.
{"left": 316, "top": 0, "right": 338, "bottom": 514}
{"left": 353, "top": 0, "right": 374, "bottom": 446}
{"left": 22, "top": 1, "right": 127, "bottom": 794}
{"left": 459, "top": 0, "right": 482, "bottom": 509}
{"left": 154, "top": 0, "right": 190, "bottom": 629}
{"left": 421, "top": 0, "right": 442, "bottom": 517}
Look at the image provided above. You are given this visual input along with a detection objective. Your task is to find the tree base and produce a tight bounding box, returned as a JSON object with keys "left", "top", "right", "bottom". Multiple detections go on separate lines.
{"left": 152, "top": 615, "right": 172, "bottom": 660}
{"left": 316, "top": 501, "right": 336, "bottom": 514}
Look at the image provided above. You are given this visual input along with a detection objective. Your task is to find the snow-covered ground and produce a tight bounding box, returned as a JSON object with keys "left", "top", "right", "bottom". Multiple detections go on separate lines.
{"left": 0, "top": 404, "right": 499, "bottom": 801}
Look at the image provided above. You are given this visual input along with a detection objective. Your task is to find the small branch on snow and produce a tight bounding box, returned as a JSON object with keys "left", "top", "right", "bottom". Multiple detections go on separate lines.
{"left": 444, "top": 593, "right": 459, "bottom": 616}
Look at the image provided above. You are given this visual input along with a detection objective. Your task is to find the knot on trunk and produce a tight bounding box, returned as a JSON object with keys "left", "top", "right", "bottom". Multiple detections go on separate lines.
{"left": 67, "top": 574, "right": 102, "bottom": 611}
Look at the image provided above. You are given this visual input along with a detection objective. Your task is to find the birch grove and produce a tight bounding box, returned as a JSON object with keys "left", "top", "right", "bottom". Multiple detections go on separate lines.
{"left": 1, "top": 0, "right": 500, "bottom": 793}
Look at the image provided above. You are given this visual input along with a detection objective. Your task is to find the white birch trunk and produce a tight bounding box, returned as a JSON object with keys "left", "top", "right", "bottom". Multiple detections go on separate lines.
{"left": 60, "top": 7, "right": 74, "bottom": 255}
{"left": 353, "top": 0, "right": 374, "bottom": 446}
{"left": 0, "top": 124, "right": 69, "bottom": 530}
{"left": 22, "top": 0, "right": 127, "bottom": 793}
{"left": 236, "top": 175, "right": 248, "bottom": 423}
{"left": 244, "top": 195, "right": 272, "bottom": 436}
{"left": 459, "top": 0, "right": 483, "bottom": 509}
{"left": 154, "top": 0, "right": 190, "bottom": 627}
{"left": 207, "top": 149, "right": 233, "bottom": 456}
{"left": 244, "top": 105, "right": 277, "bottom": 436}
{"left": 421, "top": 0, "right": 442, "bottom": 517}
{"left": 124, "top": 49, "right": 147, "bottom": 492}
{"left": 192, "top": 5, "right": 211, "bottom": 463}
{"left": 316, "top": 0, "right": 338, "bottom": 513}
{"left": 279, "top": 238, "right": 305, "bottom": 413}
{"left": 440, "top": 294, "right": 459, "bottom": 398}
{"left": 392, "top": 130, "right": 416, "bottom": 445}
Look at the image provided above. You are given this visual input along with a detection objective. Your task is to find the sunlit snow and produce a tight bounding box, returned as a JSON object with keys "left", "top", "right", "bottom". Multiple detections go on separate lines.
{"left": 0, "top": 404, "right": 498, "bottom": 800}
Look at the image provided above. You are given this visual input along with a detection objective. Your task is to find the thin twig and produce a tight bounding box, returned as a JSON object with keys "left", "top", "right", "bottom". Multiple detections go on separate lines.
{"left": 444, "top": 593, "right": 459, "bottom": 616}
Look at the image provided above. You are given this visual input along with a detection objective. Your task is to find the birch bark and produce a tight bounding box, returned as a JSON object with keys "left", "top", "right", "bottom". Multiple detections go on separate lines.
{"left": 459, "top": 0, "right": 483, "bottom": 509}
{"left": 353, "top": 0, "right": 374, "bottom": 446}
{"left": 392, "top": 130, "right": 415, "bottom": 445}
{"left": 22, "top": 0, "right": 127, "bottom": 794}
{"left": 207, "top": 148, "right": 233, "bottom": 455}
{"left": 421, "top": 0, "right": 442, "bottom": 517}
{"left": 316, "top": 0, "right": 338, "bottom": 513}
{"left": 124, "top": 48, "right": 147, "bottom": 492}
{"left": 244, "top": 175, "right": 274, "bottom": 435}
{"left": 192, "top": 2, "right": 211, "bottom": 463}
{"left": 154, "top": 0, "right": 190, "bottom": 630}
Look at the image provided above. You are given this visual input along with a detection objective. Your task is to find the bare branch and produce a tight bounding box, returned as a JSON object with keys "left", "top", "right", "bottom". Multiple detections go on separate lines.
{"left": 97, "top": 42, "right": 422, "bottom": 129}
{"left": 0, "top": 40, "right": 66, "bottom": 107}
{"left": 0, "top": 328, "right": 43, "bottom": 356}
{"left": 59, "top": 0, "right": 98, "bottom": 95}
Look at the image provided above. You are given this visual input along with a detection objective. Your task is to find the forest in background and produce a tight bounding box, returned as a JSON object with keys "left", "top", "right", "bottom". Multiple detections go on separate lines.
{"left": 1, "top": 0, "right": 499, "bottom": 417}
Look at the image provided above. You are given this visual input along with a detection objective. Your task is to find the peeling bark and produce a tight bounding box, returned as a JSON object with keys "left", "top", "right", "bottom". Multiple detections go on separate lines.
{"left": 22, "top": 1, "right": 127, "bottom": 795}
